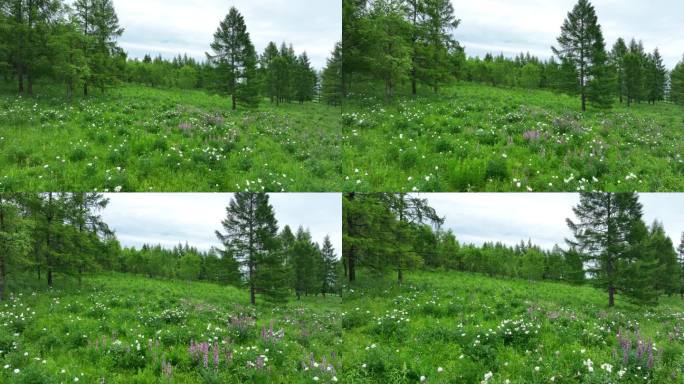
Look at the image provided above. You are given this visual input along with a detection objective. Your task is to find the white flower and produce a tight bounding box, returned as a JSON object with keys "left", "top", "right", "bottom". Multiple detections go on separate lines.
{"left": 600, "top": 363, "right": 612, "bottom": 373}
{"left": 313, "top": 377, "right": 319, "bottom": 381}
{"left": 482, "top": 371, "right": 493, "bottom": 383}
{"left": 4, "top": 364, "right": 10, "bottom": 369}
{"left": 420, "top": 376, "right": 426, "bottom": 382}
{"left": 74, "top": 378, "right": 79, "bottom": 382}
{"left": 14, "top": 368, "right": 20, "bottom": 374}
{"left": 114, "top": 185, "right": 122, "bottom": 193}
{"left": 534, "top": 366, "right": 540, "bottom": 372}
{"left": 332, "top": 377, "right": 338, "bottom": 382}
{"left": 437, "top": 367, "right": 444, "bottom": 373}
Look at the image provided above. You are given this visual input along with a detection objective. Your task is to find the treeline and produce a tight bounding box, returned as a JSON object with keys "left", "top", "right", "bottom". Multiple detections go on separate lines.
{"left": 343, "top": 192, "right": 684, "bottom": 306}
{"left": 0, "top": 2, "right": 343, "bottom": 107}
{"left": 342, "top": 193, "right": 584, "bottom": 285}
{"left": 114, "top": 222, "right": 342, "bottom": 304}
{"left": 0, "top": 192, "right": 341, "bottom": 306}
{"left": 215, "top": 193, "right": 341, "bottom": 304}
{"left": 0, "top": 193, "right": 119, "bottom": 300}
{"left": 343, "top": 0, "right": 684, "bottom": 109}
{"left": 0, "top": 0, "right": 125, "bottom": 98}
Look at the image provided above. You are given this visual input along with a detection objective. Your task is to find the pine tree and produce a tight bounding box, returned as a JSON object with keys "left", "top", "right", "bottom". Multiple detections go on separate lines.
{"left": 207, "top": 7, "right": 259, "bottom": 110}
{"left": 644, "top": 48, "right": 666, "bottom": 103}
{"left": 292, "top": 227, "right": 318, "bottom": 299}
{"left": 562, "top": 247, "right": 586, "bottom": 284}
{"left": 48, "top": 17, "right": 89, "bottom": 99}
{"left": 669, "top": 56, "right": 684, "bottom": 105}
{"left": 215, "top": 193, "right": 283, "bottom": 305}
{"left": 260, "top": 41, "right": 280, "bottom": 103}
{"left": 321, "top": 42, "right": 342, "bottom": 106}
{"left": 552, "top": 0, "right": 612, "bottom": 111}
{"left": 74, "top": 0, "right": 124, "bottom": 95}
{"left": 320, "top": 235, "right": 338, "bottom": 296}
{"left": 610, "top": 38, "right": 628, "bottom": 103}
{"left": 566, "top": 192, "right": 643, "bottom": 307}
{"left": 648, "top": 221, "right": 679, "bottom": 296}
{"left": 294, "top": 52, "right": 316, "bottom": 104}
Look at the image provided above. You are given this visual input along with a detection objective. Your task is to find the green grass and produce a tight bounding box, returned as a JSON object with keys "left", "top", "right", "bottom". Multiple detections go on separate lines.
{"left": 0, "top": 83, "right": 341, "bottom": 192}
{"left": 341, "top": 270, "right": 684, "bottom": 383}
{"left": 342, "top": 83, "right": 684, "bottom": 192}
{"left": 0, "top": 273, "right": 341, "bottom": 383}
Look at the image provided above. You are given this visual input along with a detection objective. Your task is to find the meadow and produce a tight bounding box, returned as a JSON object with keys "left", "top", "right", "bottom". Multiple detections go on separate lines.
{"left": 341, "top": 270, "right": 684, "bottom": 383}
{"left": 0, "top": 274, "right": 341, "bottom": 383}
{"left": 342, "top": 83, "right": 684, "bottom": 192}
{"left": 0, "top": 84, "right": 341, "bottom": 192}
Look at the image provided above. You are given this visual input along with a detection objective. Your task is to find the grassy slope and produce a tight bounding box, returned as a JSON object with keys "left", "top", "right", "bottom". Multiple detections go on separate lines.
{"left": 341, "top": 270, "right": 684, "bottom": 383}
{"left": 0, "top": 273, "right": 341, "bottom": 383}
{"left": 0, "top": 84, "right": 341, "bottom": 192}
{"left": 343, "top": 83, "right": 684, "bottom": 192}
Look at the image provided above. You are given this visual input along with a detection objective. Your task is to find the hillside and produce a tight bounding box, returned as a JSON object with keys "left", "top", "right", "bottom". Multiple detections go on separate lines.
{"left": 342, "top": 83, "right": 684, "bottom": 192}
{"left": 0, "top": 273, "right": 341, "bottom": 383}
{"left": 341, "top": 270, "right": 684, "bottom": 383}
{"left": 0, "top": 84, "right": 341, "bottom": 192}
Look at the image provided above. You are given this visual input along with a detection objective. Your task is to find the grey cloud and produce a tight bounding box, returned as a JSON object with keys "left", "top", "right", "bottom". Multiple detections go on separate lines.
{"left": 423, "top": 193, "right": 684, "bottom": 250}
{"left": 111, "top": 0, "right": 341, "bottom": 69}
{"left": 102, "top": 193, "right": 342, "bottom": 256}
{"left": 451, "top": 0, "right": 683, "bottom": 68}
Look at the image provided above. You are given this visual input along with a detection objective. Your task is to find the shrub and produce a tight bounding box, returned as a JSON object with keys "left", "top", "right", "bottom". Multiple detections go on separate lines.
{"left": 485, "top": 157, "right": 509, "bottom": 181}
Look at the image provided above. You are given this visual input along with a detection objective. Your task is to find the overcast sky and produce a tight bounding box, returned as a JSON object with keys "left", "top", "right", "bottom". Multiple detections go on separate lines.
{"left": 101, "top": 193, "right": 342, "bottom": 257}
{"left": 451, "top": 0, "right": 684, "bottom": 69}
{"left": 423, "top": 193, "right": 684, "bottom": 250}
{"left": 109, "top": 0, "right": 341, "bottom": 69}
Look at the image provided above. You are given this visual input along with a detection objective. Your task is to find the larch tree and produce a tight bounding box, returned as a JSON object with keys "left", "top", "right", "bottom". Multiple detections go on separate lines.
{"left": 215, "top": 193, "right": 282, "bottom": 305}
{"left": 566, "top": 192, "right": 643, "bottom": 307}
{"left": 207, "top": 7, "right": 259, "bottom": 110}
{"left": 552, "top": 0, "right": 612, "bottom": 111}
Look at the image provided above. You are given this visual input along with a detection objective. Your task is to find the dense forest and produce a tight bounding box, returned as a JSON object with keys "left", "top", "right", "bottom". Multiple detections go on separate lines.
{"left": 343, "top": 192, "right": 684, "bottom": 306}
{"left": 0, "top": 193, "right": 341, "bottom": 305}
{"left": 343, "top": 0, "right": 684, "bottom": 108}
{"left": 0, "top": 1, "right": 343, "bottom": 107}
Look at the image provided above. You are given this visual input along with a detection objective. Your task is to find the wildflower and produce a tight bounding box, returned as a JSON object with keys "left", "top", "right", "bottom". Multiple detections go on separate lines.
{"left": 114, "top": 186, "right": 122, "bottom": 193}
{"left": 437, "top": 367, "right": 444, "bottom": 373}
{"left": 14, "top": 368, "right": 20, "bottom": 374}
{"left": 313, "top": 377, "right": 319, "bottom": 381}
{"left": 332, "top": 377, "right": 338, "bottom": 382}
{"left": 74, "top": 378, "right": 79, "bottom": 382}
{"left": 420, "top": 376, "right": 426, "bottom": 382}
{"left": 482, "top": 371, "right": 493, "bottom": 383}
{"left": 600, "top": 363, "right": 612, "bottom": 373}
{"left": 534, "top": 366, "right": 540, "bottom": 372}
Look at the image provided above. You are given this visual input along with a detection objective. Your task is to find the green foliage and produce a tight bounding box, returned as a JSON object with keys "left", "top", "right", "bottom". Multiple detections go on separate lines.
{"left": 343, "top": 83, "right": 684, "bottom": 192}
{"left": 0, "top": 84, "right": 340, "bottom": 191}
{"left": 0, "top": 273, "right": 341, "bottom": 383}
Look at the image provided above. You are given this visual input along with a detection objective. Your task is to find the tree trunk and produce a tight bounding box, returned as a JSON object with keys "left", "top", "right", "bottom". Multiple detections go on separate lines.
{"left": 84, "top": 82, "right": 89, "bottom": 96}
{"left": 47, "top": 268, "right": 53, "bottom": 287}
{"left": 348, "top": 246, "right": 356, "bottom": 282}
{"left": 18, "top": 71, "right": 24, "bottom": 94}
{"left": 397, "top": 268, "right": 403, "bottom": 284}
{"left": 608, "top": 285, "right": 615, "bottom": 307}
{"left": 581, "top": 92, "right": 586, "bottom": 112}
{"left": 232, "top": 94, "right": 237, "bottom": 111}
{"left": 27, "top": 75, "right": 33, "bottom": 96}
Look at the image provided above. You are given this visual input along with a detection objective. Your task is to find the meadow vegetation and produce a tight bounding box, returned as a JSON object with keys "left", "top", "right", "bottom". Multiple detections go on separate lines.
{"left": 0, "top": 85, "right": 341, "bottom": 192}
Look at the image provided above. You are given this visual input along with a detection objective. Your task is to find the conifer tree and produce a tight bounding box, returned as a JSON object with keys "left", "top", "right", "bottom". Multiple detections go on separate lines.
{"left": 320, "top": 235, "right": 338, "bottom": 296}
{"left": 207, "top": 7, "right": 259, "bottom": 110}
{"left": 566, "top": 192, "right": 643, "bottom": 307}
{"left": 0, "top": 194, "right": 32, "bottom": 300}
{"left": 321, "top": 42, "right": 342, "bottom": 106}
{"left": 292, "top": 227, "right": 318, "bottom": 299}
{"left": 669, "top": 56, "right": 684, "bottom": 105}
{"left": 215, "top": 193, "right": 283, "bottom": 305}
{"left": 552, "top": 0, "right": 612, "bottom": 111}
{"left": 294, "top": 52, "right": 316, "bottom": 104}
{"left": 610, "top": 38, "right": 628, "bottom": 103}
{"left": 644, "top": 48, "right": 666, "bottom": 103}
